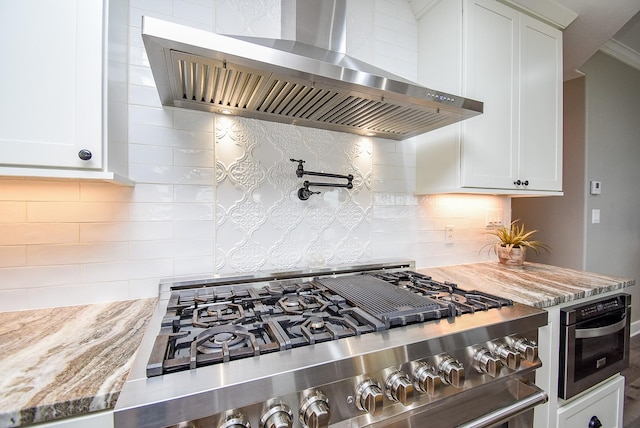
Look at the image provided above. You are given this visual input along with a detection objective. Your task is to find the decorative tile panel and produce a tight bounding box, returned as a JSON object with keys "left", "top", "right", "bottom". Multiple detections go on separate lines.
{"left": 215, "top": 116, "right": 373, "bottom": 274}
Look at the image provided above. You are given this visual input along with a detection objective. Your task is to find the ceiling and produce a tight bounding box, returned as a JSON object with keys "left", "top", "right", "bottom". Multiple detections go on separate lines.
{"left": 552, "top": 0, "right": 640, "bottom": 80}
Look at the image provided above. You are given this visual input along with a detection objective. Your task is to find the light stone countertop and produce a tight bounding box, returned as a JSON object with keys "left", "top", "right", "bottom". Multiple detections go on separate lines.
{"left": 0, "top": 298, "right": 157, "bottom": 428}
{"left": 418, "top": 261, "right": 635, "bottom": 308}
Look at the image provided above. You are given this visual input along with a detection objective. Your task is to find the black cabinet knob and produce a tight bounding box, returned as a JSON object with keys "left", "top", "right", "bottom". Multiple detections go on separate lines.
{"left": 589, "top": 415, "right": 602, "bottom": 428}
{"left": 78, "top": 149, "right": 93, "bottom": 161}
{"left": 514, "top": 180, "right": 522, "bottom": 186}
{"left": 523, "top": 180, "right": 529, "bottom": 186}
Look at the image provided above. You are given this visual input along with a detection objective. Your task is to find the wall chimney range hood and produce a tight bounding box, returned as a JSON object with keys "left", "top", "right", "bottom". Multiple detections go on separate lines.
{"left": 141, "top": 1, "right": 482, "bottom": 140}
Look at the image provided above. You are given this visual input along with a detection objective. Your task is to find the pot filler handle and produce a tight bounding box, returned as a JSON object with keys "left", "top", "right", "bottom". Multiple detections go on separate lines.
{"left": 458, "top": 381, "right": 548, "bottom": 428}
{"left": 290, "top": 158, "right": 353, "bottom": 200}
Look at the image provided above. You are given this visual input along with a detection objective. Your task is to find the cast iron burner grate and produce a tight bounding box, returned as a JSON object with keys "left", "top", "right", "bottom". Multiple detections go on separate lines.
{"left": 316, "top": 275, "right": 448, "bottom": 327}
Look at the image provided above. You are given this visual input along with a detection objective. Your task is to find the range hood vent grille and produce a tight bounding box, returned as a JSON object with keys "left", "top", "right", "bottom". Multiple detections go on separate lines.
{"left": 143, "top": 17, "right": 483, "bottom": 140}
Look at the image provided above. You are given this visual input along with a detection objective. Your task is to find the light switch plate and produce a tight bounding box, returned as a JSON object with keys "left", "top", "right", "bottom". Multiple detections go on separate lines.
{"left": 592, "top": 209, "right": 600, "bottom": 224}
{"left": 590, "top": 181, "right": 602, "bottom": 195}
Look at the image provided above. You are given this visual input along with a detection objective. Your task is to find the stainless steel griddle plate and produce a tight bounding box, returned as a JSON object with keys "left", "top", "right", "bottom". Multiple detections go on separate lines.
{"left": 316, "top": 275, "right": 443, "bottom": 323}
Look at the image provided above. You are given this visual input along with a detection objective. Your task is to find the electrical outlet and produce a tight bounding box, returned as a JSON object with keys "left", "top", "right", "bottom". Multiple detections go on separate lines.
{"left": 486, "top": 209, "right": 503, "bottom": 227}
{"left": 446, "top": 225, "right": 455, "bottom": 243}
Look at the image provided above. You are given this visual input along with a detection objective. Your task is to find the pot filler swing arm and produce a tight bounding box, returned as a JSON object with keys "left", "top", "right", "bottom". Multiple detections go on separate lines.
{"left": 290, "top": 159, "right": 353, "bottom": 200}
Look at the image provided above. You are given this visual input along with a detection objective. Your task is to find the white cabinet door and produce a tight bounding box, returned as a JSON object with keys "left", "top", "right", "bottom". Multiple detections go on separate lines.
{"left": 556, "top": 375, "right": 624, "bottom": 428}
{"left": 0, "top": 0, "right": 103, "bottom": 170}
{"left": 461, "top": 0, "right": 519, "bottom": 190}
{"left": 518, "top": 14, "right": 563, "bottom": 192}
{"left": 415, "top": 0, "right": 562, "bottom": 195}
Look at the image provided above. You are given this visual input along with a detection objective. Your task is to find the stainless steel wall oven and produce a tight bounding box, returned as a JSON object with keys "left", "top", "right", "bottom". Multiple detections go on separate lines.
{"left": 559, "top": 293, "right": 631, "bottom": 400}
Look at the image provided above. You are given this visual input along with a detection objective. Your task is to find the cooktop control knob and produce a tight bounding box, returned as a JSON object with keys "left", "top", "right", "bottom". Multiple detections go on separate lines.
{"left": 412, "top": 363, "right": 441, "bottom": 395}
{"left": 438, "top": 355, "right": 465, "bottom": 388}
{"left": 385, "top": 371, "right": 414, "bottom": 405}
{"left": 299, "top": 390, "right": 330, "bottom": 428}
{"left": 260, "top": 403, "right": 293, "bottom": 428}
{"left": 494, "top": 342, "right": 522, "bottom": 370}
{"left": 510, "top": 337, "right": 538, "bottom": 362}
{"left": 219, "top": 413, "right": 251, "bottom": 428}
{"left": 473, "top": 348, "right": 502, "bottom": 377}
{"left": 355, "top": 379, "right": 384, "bottom": 416}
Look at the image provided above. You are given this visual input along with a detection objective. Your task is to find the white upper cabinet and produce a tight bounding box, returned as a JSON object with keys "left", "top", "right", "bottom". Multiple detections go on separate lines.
{"left": 0, "top": 0, "right": 130, "bottom": 184}
{"left": 415, "top": 0, "right": 562, "bottom": 195}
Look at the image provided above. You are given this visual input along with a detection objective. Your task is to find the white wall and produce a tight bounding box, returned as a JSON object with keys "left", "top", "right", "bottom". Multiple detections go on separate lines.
{"left": 0, "top": 0, "right": 507, "bottom": 311}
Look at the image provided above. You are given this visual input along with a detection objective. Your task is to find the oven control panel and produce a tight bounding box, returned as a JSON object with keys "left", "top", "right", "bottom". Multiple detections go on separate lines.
{"left": 170, "top": 333, "right": 540, "bottom": 428}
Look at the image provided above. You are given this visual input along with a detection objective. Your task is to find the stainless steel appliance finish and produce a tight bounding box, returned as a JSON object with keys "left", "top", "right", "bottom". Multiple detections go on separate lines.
{"left": 141, "top": 0, "right": 483, "bottom": 141}
{"left": 559, "top": 293, "right": 631, "bottom": 399}
{"left": 114, "top": 261, "right": 548, "bottom": 428}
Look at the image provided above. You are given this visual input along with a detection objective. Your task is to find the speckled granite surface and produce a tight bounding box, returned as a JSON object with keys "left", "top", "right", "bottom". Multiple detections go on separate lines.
{"left": 0, "top": 299, "right": 157, "bottom": 428}
{"left": 419, "top": 262, "right": 635, "bottom": 308}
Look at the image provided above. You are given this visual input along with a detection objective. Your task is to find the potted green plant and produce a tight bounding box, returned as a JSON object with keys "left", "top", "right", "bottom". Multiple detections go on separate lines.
{"left": 484, "top": 220, "right": 549, "bottom": 267}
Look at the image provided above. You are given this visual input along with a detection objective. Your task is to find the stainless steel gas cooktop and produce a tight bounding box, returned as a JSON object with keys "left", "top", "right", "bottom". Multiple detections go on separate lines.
{"left": 115, "top": 261, "right": 548, "bottom": 428}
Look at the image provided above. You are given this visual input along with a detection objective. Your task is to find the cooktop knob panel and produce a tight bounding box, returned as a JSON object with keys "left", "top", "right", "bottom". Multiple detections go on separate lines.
{"left": 299, "top": 390, "right": 330, "bottom": 428}
{"left": 260, "top": 403, "right": 293, "bottom": 428}
{"left": 494, "top": 342, "right": 522, "bottom": 370}
{"left": 438, "top": 355, "right": 465, "bottom": 388}
{"left": 473, "top": 348, "right": 502, "bottom": 377}
{"left": 218, "top": 413, "right": 251, "bottom": 428}
{"left": 412, "top": 363, "right": 441, "bottom": 395}
{"left": 355, "top": 379, "right": 384, "bottom": 416}
{"left": 384, "top": 371, "right": 414, "bottom": 406}
{"left": 510, "top": 336, "right": 538, "bottom": 362}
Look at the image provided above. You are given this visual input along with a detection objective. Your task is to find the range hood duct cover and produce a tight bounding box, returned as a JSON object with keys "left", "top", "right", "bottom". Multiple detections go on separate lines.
{"left": 141, "top": 1, "right": 482, "bottom": 141}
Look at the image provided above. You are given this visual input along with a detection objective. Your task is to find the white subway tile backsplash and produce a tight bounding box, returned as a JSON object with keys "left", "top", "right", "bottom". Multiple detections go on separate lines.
{"left": 129, "top": 84, "right": 160, "bottom": 106}
{"left": 174, "top": 148, "right": 215, "bottom": 168}
{"left": 0, "top": 223, "right": 79, "bottom": 246}
{"left": 27, "top": 202, "right": 130, "bottom": 223}
{"left": 0, "top": 202, "right": 26, "bottom": 222}
{"left": 129, "top": 202, "right": 213, "bottom": 222}
{"left": 0, "top": 289, "right": 28, "bottom": 312}
{"left": 130, "top": 144, "right": 174, "bottom": 166}
{"left": 129, "top": 123, "right": 214, "bottom": 148}
{"left": 172, "top": 0, "right": 214, "bottom": 28}
{"left": 132, "top": 184, "right": 174, "bottom": 203}
{"left": 0, "top": 179, "right": 79, "bottom": 201}
{"left": 130, "top": 240, "right": 175, "bottom": 260}
{"left": 173, "top": 110, "right": 214, "bottom": 132}
{"left": 27, "top": 242, "right": 129, "bottom": 266}
{"left": 26, "top": 281, "right": 131, "bottom": 309}
{"left": 174, "top": 256, "right": 215, "bottom": 277}
{"left": 129, "top": 164, "right": 214, "bottom": 185}
{"left": 174, "top": 185, "right": 214, "bottom": 203}
{"left": 80, "top": 259, "right": 173, "bottom": 283}
{"left": 0, "top": 246, "right": 26, "bottom": 268}
{"left": 129, "top": 64, "right": 156, "bottom": 87}
{"left": 0, "top": 265, "right": 81, "bottom": 289}
{"left": 130, "top": 0, "right": 172, "bottom": 15}
{"left": 130, "top": 105, "right": 174, "bottom": 127}
{"left": 80, "top": 221, "right": 173, "bottom": 242}
{"left": 79, "top": 183, "right": 135, "bottom": 202}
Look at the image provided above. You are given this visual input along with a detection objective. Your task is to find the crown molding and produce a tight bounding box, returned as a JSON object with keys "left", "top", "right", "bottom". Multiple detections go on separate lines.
{"left": 600, "top": 39, "right": 640, "bottom": 72}
{"left": 409, "top": 0, "right": 578, "bottom": 29}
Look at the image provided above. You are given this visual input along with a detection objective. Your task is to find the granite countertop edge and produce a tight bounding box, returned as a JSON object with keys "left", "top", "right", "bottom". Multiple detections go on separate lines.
{"left": 417, "top": 261, "right": 635, "bottom": 309}
{"left": 0, "top": 298, "right": 157, "bottom": 428}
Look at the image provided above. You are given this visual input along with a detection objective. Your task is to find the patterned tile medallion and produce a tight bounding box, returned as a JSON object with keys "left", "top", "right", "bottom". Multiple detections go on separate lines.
{"left": 215, "top": 116, "right": 372, "bottom": 273}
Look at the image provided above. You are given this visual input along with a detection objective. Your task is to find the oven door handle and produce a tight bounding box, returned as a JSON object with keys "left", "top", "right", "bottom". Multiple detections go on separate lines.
{"left": 575, "top": 314, "right": 627, "bottom": 339}
{"left": 458, "top": 382, "right": 548, "bottom": 428}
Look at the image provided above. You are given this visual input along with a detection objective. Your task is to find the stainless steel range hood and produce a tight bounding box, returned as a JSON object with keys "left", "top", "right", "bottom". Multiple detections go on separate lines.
{"left": 141, "top": 1, "right": 482, "bottom": 140}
